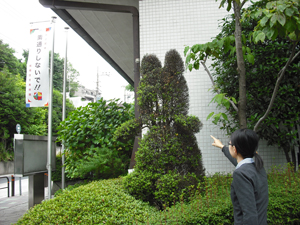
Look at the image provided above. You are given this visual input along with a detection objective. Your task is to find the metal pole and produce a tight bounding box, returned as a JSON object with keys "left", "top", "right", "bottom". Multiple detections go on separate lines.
{"left": 47, "top": 16, "right": 56, "bottom": 200}
{"left": 129, "top": 12, "right": 140, "bottom": 169}
{"left": 62, "top": 27, "right": 69, "bottom": 190}
{"left": 19, "top": 177, "right": 22, "bottom": 196}
{"left": 11, "top": 175, "right": 15, "bottom": 197}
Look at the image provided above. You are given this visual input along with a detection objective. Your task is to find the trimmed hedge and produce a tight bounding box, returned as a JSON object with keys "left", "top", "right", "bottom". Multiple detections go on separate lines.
{"left": 16, "top": 178, "right": 158, "bottom": 224}
{"left": 17, "top": 166, "right": 300, "bottom": 224}
{"left": 147, "top": 166, "right": 300, "bottom": 224}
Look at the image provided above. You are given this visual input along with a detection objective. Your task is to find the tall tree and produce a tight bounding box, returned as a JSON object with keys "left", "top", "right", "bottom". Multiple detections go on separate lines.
{"left": 210, "top": 2, "right": 300, "bottom": 167}
{"left": 184, "top": 0, "right": 300, "bottom": 168}
{"left": 185, "top": 0, "right": 299, "bottom": 131}
{"left": 0, "top": 69, "right": 47, "bottom": 157}
{"left": 0, "top": 40, "right": 25, "bottom": 79}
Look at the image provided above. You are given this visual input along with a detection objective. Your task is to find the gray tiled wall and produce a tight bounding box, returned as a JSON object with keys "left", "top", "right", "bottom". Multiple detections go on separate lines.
{"left": 139, "top": 0, "right": 289, "bottom": 174}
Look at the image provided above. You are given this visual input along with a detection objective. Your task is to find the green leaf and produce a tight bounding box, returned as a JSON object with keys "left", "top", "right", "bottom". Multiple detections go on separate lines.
{"left": 255, "top": 32, "right": 265, "bottom": 43}
{"left": 246, "top": 47, "right": 251, "bottom": 54}
{"left": 186, "top": 54, "right": 191, "bottom": 64}
{"left": 277, "top": 4, "right": 287, "bottom": 13}
{"left": 231, "top": 97, "right": 237, "bottom": 104}
{"left": 270, "top": 14, "right": 277, "bottom": 28}
{"left": 223, "top": 100, "right": 230, "bottom": 110}
{"left": 277, "top": 13, "right": 286, "bottom": 26}
{"left": 285, "top": 7, "right": 294, "bottom": 17}
{"left": 212, "top": 113, "right": 221, "bottom": 125}
{"left": 191, "top": 44, "right": 200, "bottom": 53}
{"left": 285, "top": 20, "right": 296, "bottom": 32}
{"left": 221, "top": 113, "right": 228, "bottom": 121}
{"left": 247, "top": 54, "right": 254, "bottom": 64}
{"left": 226, "top": 0, "right": 232, "bottom": 12}
{"left": 184, "top": 46, "right": 190, "bottom": 56}
{"left": 188, "top": 63, "right": 193, "bottom": 71}
{"left": 265, "top": 28, "right": 275, "bottom": 40}
{"left": 206, "top": 112, "right": 214, "bottom": 120}
{"left": 219, "top": 0, "right": 226, "bottom": 9}
{"left": 214, "top": 94, "right": 223, "bottom": 105}
{"left": 194, "top": 61, "right": 200, "bottom": 70}
{"left": 288, "top": 31, "right": 297, "bottom": 41}
{"left": 260, "top": 16, "right": 269, "bottom": 27}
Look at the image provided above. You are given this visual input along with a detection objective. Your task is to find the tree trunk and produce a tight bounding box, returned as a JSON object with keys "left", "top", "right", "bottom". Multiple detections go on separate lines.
{"left": 283, "top": 147, "right": 291, "bottom": 164}
{"left": 233, "top": 2, "right": 247, "bottom": 129}
{"left": 291, "top": 148, "right": 296, "bottom": 172}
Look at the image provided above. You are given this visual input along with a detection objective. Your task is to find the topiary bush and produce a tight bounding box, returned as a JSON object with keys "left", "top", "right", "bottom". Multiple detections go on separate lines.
{"left": 122, "top": 49, "right": 205, "bottom": 209}
{"left": 57, "top": 98, "right": 134, "bottom": 180}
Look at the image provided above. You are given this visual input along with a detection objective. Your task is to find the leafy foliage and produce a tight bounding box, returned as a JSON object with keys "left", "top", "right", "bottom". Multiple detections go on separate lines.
{"left": 185, "top": 0, "right": 300, "bottom": 132}
{"left": 48, "top": 89, "right": 76, "bottom": 137}
{"left": 0, "top": 40, "right": 76, "bottom": 161}
{"left": 57, "top": 98, "right": 134, "bottom": 179}
{"left": 123, "top": 49, "right": 205, "bottom": 209}
{"left": 210, "top": 1, "right": 300, "bottom": 165}
{"left": 243, "top": 0, "right": 300, "bottom": 43}
{"left": 0, "top": 70, "right": 47, "bottom": 161}
{"left": 16, "top": 178, "right": 158, "bottom": 224}
{"left": 0, "top": 40, "right": 25, "bottom": 79}
{"left": 184, "top": 0, "right": 300, "bottom": 166}
{"left": 147, "top": 165, "right": 300, "bottom": 224}
{"left": 17, "top": 167, "right": 300, "bottom": 224}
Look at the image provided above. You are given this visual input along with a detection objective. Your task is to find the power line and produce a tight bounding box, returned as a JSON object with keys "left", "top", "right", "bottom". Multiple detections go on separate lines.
{"left": 0, "top": 32, "right": 25, "bottom": 52}
{"left": 2, "top": 0, "right": 28, "bottom": 20}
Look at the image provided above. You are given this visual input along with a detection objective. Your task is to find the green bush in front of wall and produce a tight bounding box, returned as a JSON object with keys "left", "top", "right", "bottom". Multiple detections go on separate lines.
{"left": 121, "top": 49, "right": 205, "bottom": 209}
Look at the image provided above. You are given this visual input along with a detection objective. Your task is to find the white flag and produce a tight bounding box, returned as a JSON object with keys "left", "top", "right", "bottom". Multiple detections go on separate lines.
{"left": 26, "top": 23, "right": 52, "bottom": 107}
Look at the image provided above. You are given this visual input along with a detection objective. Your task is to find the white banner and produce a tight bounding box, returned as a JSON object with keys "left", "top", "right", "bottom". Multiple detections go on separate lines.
{"left": 26, "top": 23, "right": 52, "bottom": 107}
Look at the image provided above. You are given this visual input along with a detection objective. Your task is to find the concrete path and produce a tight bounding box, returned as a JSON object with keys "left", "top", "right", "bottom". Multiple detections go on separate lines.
{"left": 0, "top": 176, "right": 53, "bottom": 225}
{"left": 0, "top": 176, "right": 29, "bottom": 225}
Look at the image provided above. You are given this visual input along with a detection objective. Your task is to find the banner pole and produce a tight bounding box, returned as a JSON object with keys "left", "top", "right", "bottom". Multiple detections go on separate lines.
{"left": 47, "top": 16, "right": 56, "bottom": 200}
{"left": 62, "top": 27, "right": 69, "bottom": 190}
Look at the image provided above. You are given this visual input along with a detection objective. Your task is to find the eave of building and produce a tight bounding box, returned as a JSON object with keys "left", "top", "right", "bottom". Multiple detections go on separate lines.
{"left": 39, "top": 0, "right": 140, "bottom": 86}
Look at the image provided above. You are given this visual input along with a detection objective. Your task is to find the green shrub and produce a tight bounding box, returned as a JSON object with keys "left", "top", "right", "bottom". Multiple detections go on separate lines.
{"left": 123, "top": 49, "right": 205, "bottom": 209}
{"left": 16, "top": 166, "right": 300, "bottom": 224}
{"left": 57, "top": 98, "right": 134, "bottom": 179}
{"left": 147, "top": 166, "right": 300, "bottom": 224}
{"left": 51, "top": 154, "right": 76, "bottom": 182}
{"left": 17, "top": 178, "right": 158, "bottom": 224}
{"left": 75, "top": 147, "right": 127, "bottom": 179}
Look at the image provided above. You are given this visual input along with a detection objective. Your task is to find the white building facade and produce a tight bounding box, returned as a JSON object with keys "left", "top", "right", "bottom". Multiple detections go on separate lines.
{"left": 139, "top": 0, "right": 289, "bottom": 174}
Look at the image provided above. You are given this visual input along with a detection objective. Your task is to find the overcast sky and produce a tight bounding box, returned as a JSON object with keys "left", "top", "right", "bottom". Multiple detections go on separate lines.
{"left": 0, "top": 0, "right": 131, "bottom": 102}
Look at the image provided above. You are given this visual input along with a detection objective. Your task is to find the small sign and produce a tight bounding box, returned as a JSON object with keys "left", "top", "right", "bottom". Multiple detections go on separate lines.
{"left": 16, "top": 124, "right": 21, "bottom": 134}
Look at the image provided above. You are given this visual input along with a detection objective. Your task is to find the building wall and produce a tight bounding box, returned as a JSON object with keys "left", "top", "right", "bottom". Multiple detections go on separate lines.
{"left": 139, "top": 0, "right": 288, "bottom": 174}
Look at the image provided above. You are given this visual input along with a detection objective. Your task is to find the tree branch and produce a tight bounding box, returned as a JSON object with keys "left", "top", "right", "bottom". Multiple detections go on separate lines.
{"left": 240, "top": 0, "right": 248, "bottom": 9}
{"left": 200, "top": 61, "right": 239, "bottom": 112}
{"left": 254, "top": 42, "right": 298, "bottom": 132}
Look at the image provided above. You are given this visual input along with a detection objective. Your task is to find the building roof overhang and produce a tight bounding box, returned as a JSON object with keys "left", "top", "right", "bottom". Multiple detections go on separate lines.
{"left": 39, "top": 0, "right": 140, "bottom": 86}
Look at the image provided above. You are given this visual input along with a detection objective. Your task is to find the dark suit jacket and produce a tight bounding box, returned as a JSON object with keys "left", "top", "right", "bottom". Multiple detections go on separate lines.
{"left": 222, "top": 146, "right": 268, "bottom": 225}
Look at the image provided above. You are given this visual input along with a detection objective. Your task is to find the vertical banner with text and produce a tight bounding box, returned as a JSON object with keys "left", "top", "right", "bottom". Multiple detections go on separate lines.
{"left": 26, "top": 23, "right": 52, "bottom": 107}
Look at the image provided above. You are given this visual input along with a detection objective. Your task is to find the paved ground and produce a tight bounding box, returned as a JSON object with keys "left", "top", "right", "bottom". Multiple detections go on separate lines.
{"left": 0, "top": 176, "right": 29, "bottom": 225}
{"left": 0, "top": 194, "right": 28, "bottom": 225}
{"left": 0, "top": 176, "right": 53, "bottom": 225}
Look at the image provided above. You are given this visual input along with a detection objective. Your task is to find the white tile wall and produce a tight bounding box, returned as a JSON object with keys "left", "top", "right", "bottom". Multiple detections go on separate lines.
{"left": 139, "top": 0, "right": 288, "bottom": 174}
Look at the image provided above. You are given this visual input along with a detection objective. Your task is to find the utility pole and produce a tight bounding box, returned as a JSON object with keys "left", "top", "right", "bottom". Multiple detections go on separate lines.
{"left": 96, "top": 67, "right": 110, "bottom": 100}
